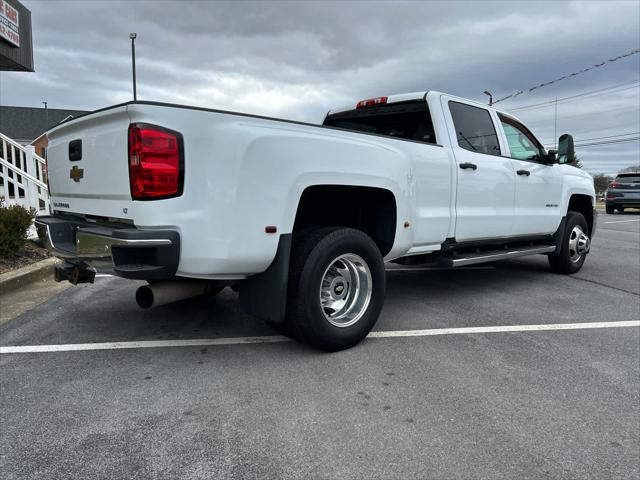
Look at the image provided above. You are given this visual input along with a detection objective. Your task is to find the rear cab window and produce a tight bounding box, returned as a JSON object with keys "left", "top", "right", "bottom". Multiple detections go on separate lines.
{"left": 323, "top": 100, "right": 437, "bottom": 144}
{"left": 616, "top": 174, "right": 640, "bottom": 184}
{"left": 613, "top": 174, "right": 640, "bottom": 190}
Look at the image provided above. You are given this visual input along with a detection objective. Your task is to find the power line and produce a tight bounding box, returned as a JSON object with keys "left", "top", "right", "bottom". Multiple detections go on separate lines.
{"left": 574, "top": 137, "right": 639, "bottom": 148}
{"left": 575, "top": 131, "right": 640, "bottom": 142}
{"left": 543, "top": 131, "right": 640, "bottom": 147}
{"left": 510, "top": 81, "right": 640, "bottom": 112}
{"left": 491, "top": 48, "right": 640, "bottom": 105}
{"left": 528, "top": 105, "right": 640, "bottom": 129}
{"left": 513, "top": 81, "right": 638, "bottom": 111}
{"left": 577, "top": 137, "right": 639, "bottom": 146}
{"left": 544, "top": 137, "right": 639, "bottom": 148}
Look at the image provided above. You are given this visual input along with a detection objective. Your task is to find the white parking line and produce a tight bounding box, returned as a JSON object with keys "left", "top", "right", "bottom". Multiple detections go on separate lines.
{"left": 367, "top": 321, "right": 640, "bottom": 338}
{"left": 1, "top": 320, "right": 637, "bottom": 354}
{"left": 604, "top": 219, "right": 640, "bottom": 224}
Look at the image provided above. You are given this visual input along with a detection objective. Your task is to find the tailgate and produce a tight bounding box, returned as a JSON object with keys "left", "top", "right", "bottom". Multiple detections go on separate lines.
{"left": 46, "top": 106, "right": 133, "bottom": 219}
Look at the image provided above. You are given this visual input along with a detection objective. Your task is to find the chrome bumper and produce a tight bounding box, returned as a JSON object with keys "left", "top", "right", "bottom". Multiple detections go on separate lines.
{"left": 75, "top": 231, "right": 172, "bottom": 258}
{"left": 35, "top": 216, "right": 180, "bottom": 280}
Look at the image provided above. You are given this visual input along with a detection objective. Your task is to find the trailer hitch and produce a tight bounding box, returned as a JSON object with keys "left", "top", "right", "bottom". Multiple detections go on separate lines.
{"left": 54, "top": 262, "right": 96, "bottom": 285}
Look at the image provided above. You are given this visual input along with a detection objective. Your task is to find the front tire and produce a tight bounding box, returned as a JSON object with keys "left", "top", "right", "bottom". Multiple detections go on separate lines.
{"left": 606, "top": 205, "right": 614, "bottom": 214}
{"left": 548, "top": 212, "right": 590, "bottom": 274}
{"left": 285, "top": 227, "right": 385, "bottom": 351}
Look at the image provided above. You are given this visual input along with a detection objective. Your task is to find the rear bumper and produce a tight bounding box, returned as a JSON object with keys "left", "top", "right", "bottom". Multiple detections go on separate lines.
{"left": 35, "top": 215, "right": 180, "bottom": 281}
{"left": 606, "top": 198, "right": 640, "bottom": 208}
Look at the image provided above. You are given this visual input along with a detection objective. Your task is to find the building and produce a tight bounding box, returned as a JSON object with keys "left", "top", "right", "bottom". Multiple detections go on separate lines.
{"left": 0, "top": 105, "right": 89, "bottom": 153}
{"left": 0, "top": 0, "right": 33, "bottom": 71}
{"left": 1, "top": 1, "right": 88, "bottom": 155}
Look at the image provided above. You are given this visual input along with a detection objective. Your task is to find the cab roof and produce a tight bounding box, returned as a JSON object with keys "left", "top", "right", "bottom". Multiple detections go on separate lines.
{"left": 327, "top": 91, "right": 428, "bottom": 116}
{"left": 327, "top": 90, "right": 516, "bottom": 119}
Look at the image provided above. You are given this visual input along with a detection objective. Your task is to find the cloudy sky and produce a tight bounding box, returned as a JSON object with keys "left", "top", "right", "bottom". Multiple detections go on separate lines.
{"left": 1, "top": 0, "right": 638, "bottom": 175}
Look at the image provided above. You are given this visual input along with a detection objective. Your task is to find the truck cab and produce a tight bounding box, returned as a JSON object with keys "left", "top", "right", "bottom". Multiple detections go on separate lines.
{"left": 324, "top": 91, "right": 595, "bottom": 246}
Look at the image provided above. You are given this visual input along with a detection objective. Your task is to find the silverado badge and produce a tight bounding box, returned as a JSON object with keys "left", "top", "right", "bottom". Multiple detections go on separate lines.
{"left": 70, "top": 166, "right": 84, "bottom": 182}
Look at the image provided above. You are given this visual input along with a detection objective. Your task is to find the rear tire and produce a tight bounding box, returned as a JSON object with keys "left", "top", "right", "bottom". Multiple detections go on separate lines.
{"left": 285, "top": 227, "right": 385, "bottom": 351}
{"left": 548, "top": 211, "right": 590, "bottom": 274}
{"left": 605, "top": 205, "right": 614, "bottom": 214}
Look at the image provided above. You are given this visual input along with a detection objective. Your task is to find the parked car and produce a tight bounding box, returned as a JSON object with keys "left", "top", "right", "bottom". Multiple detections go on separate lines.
{"left": 605, "top": 173, "right": 640, "bottom": 214}
{"left": 36, "top": 91, "right": 596, "bottom": 350}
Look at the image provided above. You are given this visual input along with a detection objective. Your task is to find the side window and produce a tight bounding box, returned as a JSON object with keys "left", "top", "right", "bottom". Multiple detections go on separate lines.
{"left": 448, "top": 101, "right": 501, "bottom": 156}
{"left": 499, "top": 115, "right": 543, "bottom": 161}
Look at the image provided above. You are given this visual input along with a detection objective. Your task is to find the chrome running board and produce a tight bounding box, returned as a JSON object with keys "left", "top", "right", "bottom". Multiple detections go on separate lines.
{"left": 446, "top": 245, "right": 557, "bottom": 267}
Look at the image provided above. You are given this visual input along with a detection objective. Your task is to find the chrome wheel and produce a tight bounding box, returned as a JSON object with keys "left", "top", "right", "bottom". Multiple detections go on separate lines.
{"left": 568, "top": 225, "right": 590, "bottom": 263}
{"left": 319, "top": 253, "right": 372, "bottom": 328}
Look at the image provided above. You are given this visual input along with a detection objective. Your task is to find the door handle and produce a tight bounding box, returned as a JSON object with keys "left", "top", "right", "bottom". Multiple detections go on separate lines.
{"left": 459, "top": 162, "right": 477, "bottom": 170}
{"left": 517, "top": 169, "right": 531, "bottom": 176}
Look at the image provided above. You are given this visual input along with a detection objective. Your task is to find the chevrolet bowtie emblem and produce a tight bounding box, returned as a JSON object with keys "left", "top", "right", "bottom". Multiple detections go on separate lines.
{"left": 70, "top": 166, "right": 84, "bottom": 182}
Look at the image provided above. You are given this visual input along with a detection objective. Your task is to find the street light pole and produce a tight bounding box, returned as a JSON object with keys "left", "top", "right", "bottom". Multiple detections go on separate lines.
{"left": 130, "top": 33, "right": 137, "bottom": 101}
{"left": 483, "top": 91, "right": 493, "bottom": 106}
{"left": 42, "top": 101, "right": 48, "bottom": 127}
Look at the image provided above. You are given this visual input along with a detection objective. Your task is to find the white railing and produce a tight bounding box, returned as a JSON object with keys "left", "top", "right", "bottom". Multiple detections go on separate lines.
{"left": 0, "top": 131, "right": 50, "bottom": 215}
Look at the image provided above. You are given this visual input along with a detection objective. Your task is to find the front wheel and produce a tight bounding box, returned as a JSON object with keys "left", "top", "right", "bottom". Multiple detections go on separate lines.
{"left": 548, "top": 212, "right": 591, "bottom": 274}
{"left": 605, "top": 205, "right": 614, "bottom": 214}
{"left": 285, "top": 227, "right": 385, "bottom": 351}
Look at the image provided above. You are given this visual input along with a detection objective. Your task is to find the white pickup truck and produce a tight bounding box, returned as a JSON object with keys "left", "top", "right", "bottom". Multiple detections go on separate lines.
{"left": 37, "top": 91, "right": 596, "bottom": 350}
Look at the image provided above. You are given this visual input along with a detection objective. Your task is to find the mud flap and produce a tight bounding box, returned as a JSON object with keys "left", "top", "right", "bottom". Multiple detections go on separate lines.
{"left": 550, "top": 216, "right": 568, "bottom": 256}
{"left": 239, "top": 234, "right": 291, "bottom": 324}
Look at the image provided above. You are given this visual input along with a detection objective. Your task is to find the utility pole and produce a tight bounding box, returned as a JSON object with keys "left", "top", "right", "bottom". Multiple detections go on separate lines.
{"left": 554, "top": 96, "right": 558, "bottom": 149}
{"left": 130, "top": 33, "right": 137, "bottom": 101}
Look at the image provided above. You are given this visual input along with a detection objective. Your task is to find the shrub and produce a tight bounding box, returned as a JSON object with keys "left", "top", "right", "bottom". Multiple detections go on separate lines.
{"left": 0, "top": 201, "right": 35, "bottom": 258}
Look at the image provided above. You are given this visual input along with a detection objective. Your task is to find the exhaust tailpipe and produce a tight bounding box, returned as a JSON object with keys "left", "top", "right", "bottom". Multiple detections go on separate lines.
{"left": 136, "top": 280, "right": 222, "bottom": 309}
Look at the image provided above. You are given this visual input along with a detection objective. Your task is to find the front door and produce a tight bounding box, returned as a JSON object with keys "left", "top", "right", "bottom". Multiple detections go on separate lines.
{"left": 442, "top": 98, "right": 515, "bottom": 241}
{"left": 498, "top": 115, "right": 563, "bottom": 236}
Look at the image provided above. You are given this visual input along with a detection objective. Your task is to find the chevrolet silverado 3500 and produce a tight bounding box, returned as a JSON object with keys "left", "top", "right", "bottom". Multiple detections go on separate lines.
{"left": 37, "top": 91, "right": 596, "bottom": 351}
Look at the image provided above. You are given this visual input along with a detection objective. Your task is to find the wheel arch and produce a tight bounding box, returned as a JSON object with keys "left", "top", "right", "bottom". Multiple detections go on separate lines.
{"left": 567, "top": 193, "right": 595, "bottom": 235}
{"left": 292, "top": 184, "right": 398, "bottom": 256}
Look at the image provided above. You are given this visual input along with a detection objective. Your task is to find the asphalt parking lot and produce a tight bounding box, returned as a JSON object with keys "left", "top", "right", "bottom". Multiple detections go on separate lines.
{"left": 1, "top": 212, "right": 639, "bottom": 480}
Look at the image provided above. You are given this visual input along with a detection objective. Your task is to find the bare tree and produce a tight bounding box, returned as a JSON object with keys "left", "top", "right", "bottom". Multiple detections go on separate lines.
{"left": 592, "top": 173, "right": 614, "bottom": 194}
{"left": 618, "top": 165, "right": 640, "bottom": 174}
{"left": 568, "top": 154, "right": 583, "bottom": 169}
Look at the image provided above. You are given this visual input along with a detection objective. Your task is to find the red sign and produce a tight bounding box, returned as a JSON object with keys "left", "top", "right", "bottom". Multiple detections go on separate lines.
{"left": 0, "top": 0, "right": 20, "bottom": 47}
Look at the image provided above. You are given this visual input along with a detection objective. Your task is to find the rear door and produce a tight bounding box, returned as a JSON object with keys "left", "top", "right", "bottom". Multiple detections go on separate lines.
{"left": 497, "top": 114, "right": 563, "bottom": 235}
{"left": 441, "top": 96, "right": 515, "bottom": 241}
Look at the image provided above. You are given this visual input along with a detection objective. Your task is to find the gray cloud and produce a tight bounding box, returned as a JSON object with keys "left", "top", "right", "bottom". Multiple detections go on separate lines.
{"left": 1, "top": 0, "right": 638, "bottom": 175}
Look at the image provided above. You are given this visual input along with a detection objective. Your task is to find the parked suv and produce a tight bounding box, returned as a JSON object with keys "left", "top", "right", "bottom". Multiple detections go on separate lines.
{"left": 606, "top": 173, "right": 640, "bottom": 214}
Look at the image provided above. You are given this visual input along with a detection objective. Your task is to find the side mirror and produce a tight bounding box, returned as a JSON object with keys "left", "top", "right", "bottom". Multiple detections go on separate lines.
{"left": 557, "top": 134, "right": 575, "bottom": 165}
{"left": 547, "top": 149, "right": 557, "bottom": 164}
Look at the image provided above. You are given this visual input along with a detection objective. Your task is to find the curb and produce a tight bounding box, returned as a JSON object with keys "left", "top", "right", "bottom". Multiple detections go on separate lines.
{"left": 0, "top": 258, "right": 58, "bottom": 295}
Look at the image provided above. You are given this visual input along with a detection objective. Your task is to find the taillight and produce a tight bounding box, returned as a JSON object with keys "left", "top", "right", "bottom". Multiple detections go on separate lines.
{"left": 128, "top": 123, "right": 183, "bottom": 200}
{"left": 608, "top": 182, "right": 621, "bottom": 189}
{"left": 356, "top": 96, "right": 388, "bottom": 109}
